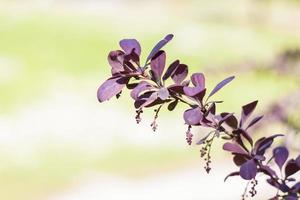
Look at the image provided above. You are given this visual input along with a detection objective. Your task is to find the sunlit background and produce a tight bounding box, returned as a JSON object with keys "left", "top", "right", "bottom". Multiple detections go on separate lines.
{"left": 0, "top": 0, "right": 299, "bottom": 199}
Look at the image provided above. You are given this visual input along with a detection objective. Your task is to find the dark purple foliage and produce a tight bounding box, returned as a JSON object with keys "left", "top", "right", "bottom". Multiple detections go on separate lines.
{"left": 97, "top": 34, "right": 300, "bottom": 200}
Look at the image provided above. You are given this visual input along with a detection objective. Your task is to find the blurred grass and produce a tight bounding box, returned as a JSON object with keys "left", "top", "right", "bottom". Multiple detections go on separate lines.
{"left": 0, "top": 144, "right": 197, "bottom": 200}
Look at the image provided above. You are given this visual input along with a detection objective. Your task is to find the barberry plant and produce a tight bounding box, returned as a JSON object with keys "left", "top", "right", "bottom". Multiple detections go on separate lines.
{"left": 97, "top": 34, "right": 300, "bottom": 199}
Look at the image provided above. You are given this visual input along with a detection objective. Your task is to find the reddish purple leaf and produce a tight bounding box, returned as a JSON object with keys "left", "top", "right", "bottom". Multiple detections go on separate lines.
{"left": 240, "top": 159, "right": 257, "bottom": 180}
{"left": 150, "top": 50, "right": 166, "bottom": 81}
{"left": 223, "top": 142, "right": 248, "bottom": 155}
{"left": 191, "top": 73, "right": 205, "bottom": 88}
{"left": 108, "top": 50, "right": 125, "bottom": 75}
{"left": 146, "top": 34, "right": 173, "bottom": 64}
{"left": 233, "top": 129, "right": 253, "bottom": 146}
{"left": 220, "top": 113, "right": 238, "bottom": 129}
{"left": 130, "top": 81, "right": 153, "bottom": 100}
{"left": 273, "top": 146, "right": 289, "bottom": 170}
{"left": 246, "top": 115, "right": 264, "bottom": 130}
{"left": 162, "top": 60, "right": 180, "bottom": 81}
{"left": 97, "top": 77, "right": 129, "bottom": 102}
{"left": 208, "top": 76, "right": 234, "bottom": 99}
{"left": 183, "top": 86, "right": 205, "bottom": 97}
{"left": 219, "top": 113, "right": 234, "bottom": 126}
{"left": 233, "top": 154, "right": 248, "bottom": 166}
{"left": 255, "top": 134, "right": 284, "bottom": 155}
{"left": 260, "top": 165, "right": 277, "bottom": 178}
{"left": 167, "top": 99, "right": 178, "bottom": 111}
{"left": 183, "top": 107, "right": 203, "bottom": 125}
{"left": 119, "top": 39, "right": 141, "bottom": 56}
{"left": 134, "top": 92, "right": 158, "bottom": 109}
{"left": 171, "top": 64, "right": 188, "bottom": 84}
{"left": 285, "top": 159, "right": 300, "bottom": 178}
{"left": 240, "top": 100, "right": 258, "bottom": 126}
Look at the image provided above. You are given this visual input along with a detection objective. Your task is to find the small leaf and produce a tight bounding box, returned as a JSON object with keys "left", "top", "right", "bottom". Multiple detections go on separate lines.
{"left": 108, "top": 50, "right": 125, "bottom": 75}
{"left": 150, "top": 50, "right": 166, "bottom": 82}
{"left": 273, "top": 146, "right": 289, "bottom": 170}
{"left": 162, "top": 60, "right": 180, "bottom": 81}
{"left": 134, "top": 92, "right": 158, "bottom": 109}
{"left": 183, "top": 107, "right": 203, "bottom": 125}
{"left": 240, "top": 159, "right": 257, "bottom": 180}
{"left": 233, "top": 129, "right": 253, "bottom": 146}
{"left": 255, "top": 134, "right": 284, "bottom": 155}
{"left": 246, "top": 115, "right": 264, "bottom": 130}
{"left": 130, "top": 81, "right": 153, "bottom": 100}
{"left": 97, "top": 77, "right": 129, "bottom": 102}
{"left": 146, "top": 34, "right": 173, "bottom": 64}
{"left": 208, "top": 76, "right": 234, "bottom": 99}
{"left": 119, "top": 39, "right": 141, "bottom": 56}
{"left": 233, "top": 155, "right": 248, "bottom": 166}
{"left": 167, "top": 99, "right": 178, "bottom": 111}
{"left": 191, "top": 73, "right": 205, "bottom": 88}
{"left": 285, "top": 159, "right": 300, "bottom": 178}
{"left": 240, "top": 100, "right": 258, "bottom": 127}
{"left": 260, "top": 165, "right": 277, "bottom": 178}
{"left": 223, "top": 142, "right": 248, "bottom": 155}
{"left": 220, "top": 113, "right": 238, "bottom": 129}
{"left": 171, "top": 64, "right": 188, "bottom": 84}
{"left": 183, "top": 86, "right": 205, "bottom": 97}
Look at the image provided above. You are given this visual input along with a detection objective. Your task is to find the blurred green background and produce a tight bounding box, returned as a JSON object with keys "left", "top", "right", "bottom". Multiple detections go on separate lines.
{"left": 0, "top": 0, "right": 299, "bottom": 199}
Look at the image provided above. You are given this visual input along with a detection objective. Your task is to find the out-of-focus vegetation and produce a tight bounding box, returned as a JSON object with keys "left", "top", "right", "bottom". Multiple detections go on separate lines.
{"left": 0, "top": 0, "right": 299, "bottom": 199}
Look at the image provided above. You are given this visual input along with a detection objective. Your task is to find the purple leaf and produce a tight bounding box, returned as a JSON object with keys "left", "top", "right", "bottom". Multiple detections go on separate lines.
{"left": 168, "top": 85, "right": 184, "bottom": 94}
{"left": 255, "top": 134, "right": 284, "bottom": 155}
{"left": 207, "top": 76, "right": 234, "bottom": 99}
{"left": 233, "top": 154, "right": 248, "bottom": 166}
{"left": 157, "top": 87, "right": 169, "bottom": 100}
{"left": 233, "top": 129, "right": 253, "bottom": 146}
{"left": 130, "top": 81, "right": 153, "bottom": 100}
{"left": 167, "top": 99, "right": 178, "bottom": 111}
{"left": 273, "top": 146, "right": 289, "bottom": 170}
{"left": 119, "top": 39, "right": 141, "bottom": 56}
{"left": 171, "top": 64, "right": 188, "bottom": 84}
{"left": 224, "top": 171, "right": 240, "bottom": 182}
{"left": 162, "top": 60, "right": 180, "bottom": 81}
{"left": 134, "top": 92, "right": 158, "bottom": 109}
{"left": 146, "top": 34, "right": 173, "bottom": 64}
{"left": 246, "top": 115, "right": 264, "bottom": 130}
{"left": 260, "top": 165, "right": 277, "bottom": 178}
{"left": 285, "top": 159, "right": 300, "bottom": 178}
{"left": 183, "top": 107, "right": 203, "bottom": 125}
{"left": 240, "top": 159, "right": 257, "bottom": 180}
{"left": 191, "top": 73, "right": 205, "bottom": 88}
{"left": 223, "top": 142, "right": 248, "bottom": 155}
{"left": 108, "top": 50, "right": 125, "bottom": 75}
{"left": 150, "top": 50, "right": 166, "bottom": 81}
{"left": 219, "top": 113, "right": 234, "bottom": 126}
{"left": 97, "top": 77, "right": 129, "bottom": 102}
{"left": 240, "top": 100, "right": 258, "bottom": 127}
{"left": 220, "top": 113, "right": 238, "bottom": 129}
{"left": 183, "top": 86, "right": 205, "bottom": 97}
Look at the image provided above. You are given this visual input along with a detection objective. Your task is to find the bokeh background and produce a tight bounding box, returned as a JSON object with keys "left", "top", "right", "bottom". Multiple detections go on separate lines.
{"left": 0, "top": 0, "right": 300, "bottom": 199}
